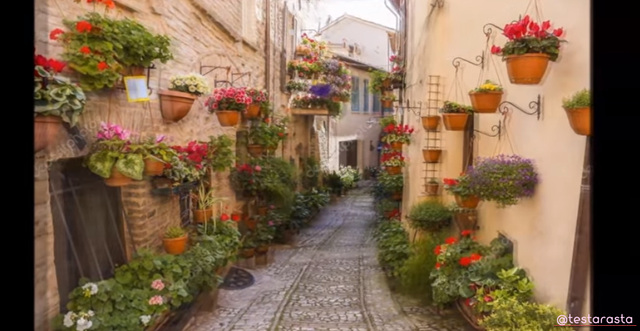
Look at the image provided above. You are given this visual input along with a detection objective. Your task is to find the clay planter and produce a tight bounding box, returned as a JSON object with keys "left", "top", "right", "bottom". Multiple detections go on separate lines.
{"left": 381, "top": 99, "right": 393, "bottom": 108}
{"left": 121, "top": 66, "right": 146, "bottom": 76}
{"left": 256, "top": 245, "right": 269, "bottom": 254}
{"left": 455, "top": 195, "right": 480, "bottom": 209}
{"left": 144, "top": 158, "right": 165, "bottom": 176}
{"left": 245, "top": 104, "right": 261, "bottom": 118}
{"left": 216, "top": 110, "right": 241, "bottom": 127}
{"left": 505, "top": 53, "right": 550, "bottom": 85}
{"left": 425, "top": 183, "right": 439, "bottom": 195}
{"left": 34, "top": 115, "right": 63, "bottom": 152}
{"left": 247, "top": 144, "right": 264, "bottom": 157}
{"left": 163, "top": 234, "right": 188, "bottom": 255}
{"left": 442, "top": 113, "right": 469, "bottom": 131}
{"left": 281, "top": 229, "right": 295, "bottom": 244}
{"left": 564, "top": 106, "right": 591, "bottom": 136}
{"left": 421, "top": 116, "right": 440, "bottom": 131}
{"left": 158, "top": 90, "right": 196, "bottom": 123}
{"left": 240, "top": 248, "right": 255, "bottom": 258}
{"left": 391, "top": 192, "right": 403, "bottom": 201}
{"left": 422, "top": 149, "right": 442, "bottom": 163}
{"left": 390, "top": 142, "right": 403, "bottom": 151}
{"left": 267, "top": 145, "right": 278, "bottom": 154}
{"left": 193, "top": 209, "right": 213, "bottom": 223}
{"left": 469, "top": 91, "right": 503, "bottom": 113}
{"left": 104, "top": 167, "right": 133, "bottom": 187}
{"left": 244, "top": 218, "right": 257, "bottom": 230}
{"left": 456, "top": 298, "right": 486, "bottom": 330}
{"left": 257, "top": 206, "right": 268, "bottom": 216}
{"left": 385, "top": 166, "right": 402, "bottom": 175}
{"left": 454, "top": 211, "right": 478, "bottom": 232}
{"left": 382, "top": 78, "right": 392, "bottom": 88}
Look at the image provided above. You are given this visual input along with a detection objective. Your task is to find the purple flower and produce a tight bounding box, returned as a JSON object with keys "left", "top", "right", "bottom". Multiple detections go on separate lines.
{"left": 310, "top": 84, "right": 332, "bottom": 98}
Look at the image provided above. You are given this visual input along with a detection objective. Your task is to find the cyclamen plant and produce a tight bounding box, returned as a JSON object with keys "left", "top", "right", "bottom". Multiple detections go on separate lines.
{"left": 465, "top": 155, "right": 539, "bottom": 208}
{"left": 381, "top": 151, "right": 406, "bottom": 167}
{"left": 381, "top": 124, "right": 414, "bottom": 144}
{"left": 205, "top": 87, "right": 252, "bottom": 112}
{"left": 491, "top": 15, "right": 566, "bottom": 62}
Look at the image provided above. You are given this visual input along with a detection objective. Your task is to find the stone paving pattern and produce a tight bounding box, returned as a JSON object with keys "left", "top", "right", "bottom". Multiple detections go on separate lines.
{"left": 186, "top": 182, "right": 474, "bottom": 331}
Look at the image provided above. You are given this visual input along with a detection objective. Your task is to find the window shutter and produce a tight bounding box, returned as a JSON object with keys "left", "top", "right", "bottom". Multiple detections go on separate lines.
{"left": 351, "top": 77, "right": 360, "bottom": 111}
{"left": 363, "top": 79, "right": 369, "bottom": 112}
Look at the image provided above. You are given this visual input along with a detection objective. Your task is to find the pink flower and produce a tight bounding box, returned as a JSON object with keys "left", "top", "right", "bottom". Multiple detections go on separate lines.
{"left": 269, "top": 205, "right": 275, "bottom": 209}
{"left": 254, "top": 165, "right": 262, "bottom": 171}
{"left": 151, "top": 279, "right": 164, "bottom": 291}
{"left": 268, "top": 221, "right": 274, "bottom": 226}
{"left": 148, "top": 295, "right": 163, "bottom": 305}
{"left": 155, "top": 135, "right": 166, "bottom": 143}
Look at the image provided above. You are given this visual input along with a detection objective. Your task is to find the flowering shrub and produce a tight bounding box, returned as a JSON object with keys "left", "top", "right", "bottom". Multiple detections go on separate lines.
{"left": 166, "top": 141, "right": 209, "bottom": 182}
{"left": 230, "top": 163, "right": 265, "bottom": 197}
{"left": 471, "top": 80, "right": 503, "bottom": 93}
{"left": 86, "top": 123, "right": 145, "bottom": 180}
{"left": 381, "top": 151, "right": 406, "bottom": 167}
{"left": 205, "top": 87, "right": 252, "bottom": 112}
{"left": 245, "top": 88, "right": 269, "bottom": 108}
{"left": 389, "top": 55, "right": 405, "bottom": 80}
{"left": 287, "top": 59, "right": 322, "bottom": 78}
{"left": 491, "top": 15, "right": 565, "bottom": 62}
{"left": 440, "top": 101, "right": 474, "bottom": 114}
{"left": 285, "top": 80, "right": 310, "bottom": 94}
{"left": 381, "top": 124, "right": 414, "bottom": 144}
{"left": 168, "top": 73, "right": 210, "bottom": 96}
{"left": 466, "top": 155, "right": 539, "bottom": 207}
{"left": 291, "top": 95, "right": 332, "bottom": 109}
{"left": 299, "top": 33, "right": 327, "bottom": 57}
{"left": 443, "top": 174, "right": 477, "bottom": 198}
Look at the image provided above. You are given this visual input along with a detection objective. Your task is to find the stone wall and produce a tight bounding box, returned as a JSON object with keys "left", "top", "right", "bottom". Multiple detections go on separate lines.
{"left": 33, "top": 1, "right": 319, "bottom": 330}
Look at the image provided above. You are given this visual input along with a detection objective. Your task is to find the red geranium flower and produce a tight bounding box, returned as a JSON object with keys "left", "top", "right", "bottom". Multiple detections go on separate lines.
{"left": 231, "top": 214, "right": 240, "bottom": 222}
{"left": 97, "top": 61, "right": 109, "bottom": 71}
{"left": 461, "top": 230, "right": 472, "bottom": 236}
{"left": 470, "top": 253, "right": 482, "bottom": 262}
{"left": 76, "top": 21, "right": 92, "bottom": 33}
{"left": 433, "top": 245, "right": 442, "bottom": 255}
{"left": 435, "top": 262, "right": 442, "bottom": 270}
{"left": 459, "top": 257, "right": 472, "bottom": 267}
{"left": 220, "top": 214, "right": 230, "bottom": 222}
{"left": 80, "top": 46, "right": 91, "bottom": 54}
{"left": 49, "top": 28, "right": 64, "bottom": 40}
{"left": 445, "top": 237, "right": 456, "bottom": 245}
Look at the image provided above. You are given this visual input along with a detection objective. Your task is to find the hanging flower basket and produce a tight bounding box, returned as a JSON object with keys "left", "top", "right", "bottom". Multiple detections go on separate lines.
{"left": 441, "top": 101, "right": 473, "bottom": 131}
{"left": 382, "top": 99, "right": 394, "bottom": 108}
{"left": 505, "top": 54, "right": 550, "bottom": 85}
{"left": 206, "top": 87, "right": 251, "bottom": 126}
{"left": 421, "top": 116, "right": 440, "bottom": 131}
{"left": 247, "top": 144, "right": 264, "bottom": 157}
{"left": 390, "top": 142, "right": 403, "bottom": 151}
{"left": 422, "top": 149, "right": 442, "bottom": 163}
{"left": 158, "top": 90, "right": 196, "bottom": 123}
{"left": 562, "top": 89, "right": 591, "bottom": 136}
{"left": 104, "top": 167, "right": 134, "bottom": 187}
{"left": 216, "top": 111, "right": 241, "bottom": 127}
{"left": 382, "top": 78, "right": 392, "bottom": 88}
{"left": 245, "top": 103, "right": 261, "bottom": 118}
{"left": 455, "top": 195, "right": 480, "bottom": 209}
{"left": 386, "top": 166, "right": 402, "bottom": 175}
{"left": 453, "top": 210, "right": 478, "bottom": 232}
{"left": 425, "top": 182, "right": 439, "bottom": 195}
{"left": 34, "top": 115, "right": 63, "bottom": 152}
{"left": 144, "top": 158, "right": 165, "bottom": 176}
{"left": 469, "top": 80, "right": 504, "bottom": 113}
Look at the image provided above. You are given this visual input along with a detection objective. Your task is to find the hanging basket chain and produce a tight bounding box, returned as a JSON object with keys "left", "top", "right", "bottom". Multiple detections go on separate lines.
{"left": 523, "top": 0, "right": 544, "bottom": 23}
{"left": 446, "top": 67, "right": 461, "bottom": 102}
{"left": 478, "top": 33, "right": 504, "bottom": 87}
{"left": 491, "top": 113, "right": 516, "bottom": 156}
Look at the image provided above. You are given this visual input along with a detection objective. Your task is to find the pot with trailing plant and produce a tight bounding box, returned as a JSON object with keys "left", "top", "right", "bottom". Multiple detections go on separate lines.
{"left": 230, "top": 162, "right": 266, "bottom": 198}
{"left": 443, "top": 174, "right": 480, "bottom": 209}
{"left": 141, "top": 134, "right": 177, "bottom": 176}
{"left": 34, "top": 53, "right": 87, "bottom": 152}
{"left": 206, "top": 87, "right": 251, "bottom": 127}
{"left": 158, "top": 73, "right": 210, "bottom": 123}
{"left": 380, "top": 93, "right": 397, "bottom": 108}
{"left": 425, "top": 178, "right": 440, "bottom": 195}
{"left": 491, "top": 15, "right": 566, "bottom": 85}
{"left": 85, "top": 123, "right": 144, "bottom": 187}
{"left": 466, "top": 155, "right": 539, "bottom": 208}
{"left": 381, "top": 123, "right": 414, "bottom": 150}
{"left": 162, "top": 226, "right": 188, "bottom": 255}
{"left": 407, "top": 200, "right": 452, "bottom": 232}
{"left": 245, "top": 88, "right": 269, "bottom": 119}
{"left": 208, "top": 134, "right": 237, "bottom": 173}
{"left": 562, "top": 89, "right": 590, "bottom": 136}
{"left": 441, "top": 101, "right": 474, "bottom": 131}
{"left": 381, "top": 151, "right": 406, "bottom": 175}
{"left": 265, "top": 117, "right": 288, "bottom": 154}
{"left": 469, "top": 80, "right": 504, "bottom": 113}
{"left": 422, "top": 147, "right": 442, "bottom": 163}
{"left": 421, "top": 115, "right": 441, "bottom": 131}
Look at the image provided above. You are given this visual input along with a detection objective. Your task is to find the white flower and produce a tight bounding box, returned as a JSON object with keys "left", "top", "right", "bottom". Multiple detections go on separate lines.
{"left": 140, "top": 315, "right": 151, "bottom": 325}
{"left": 169, "top": 83, "right": 175, "bottom": 89}
{"left": 75, "top": 317, "right": 92, "bottom": 331}
{"left": 188, "top": 85, "right": 196, "bottom": 92}
{"left": 174, "top": 79, "right": 184, "bottom": 86}
{"left": 81, "top": 283, "right": 98, "bottom": 296}
{"left": 63, "top": 312, "right": 75, "bottom": 327}
{"left": 87, "top": 311, "right": 94, "bottom": 317}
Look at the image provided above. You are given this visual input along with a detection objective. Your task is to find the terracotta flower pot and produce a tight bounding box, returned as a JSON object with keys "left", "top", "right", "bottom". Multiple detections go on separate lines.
{"left": 247, "top": 144, "right": 264, "bottom": 157}
{"left": 216, "top": 110, "right": 241, "bottom": 127}
{"left": 144, "top": 158, "right": 165, "bottom": 176}
{"left": 256, "top": 245, "right": 269, "bottom": 254}
{"left": 241, "top": 248, "right": 255, "bottom": 258}
{"left": 425, "top": 183, "right": 439, "bottom": 195}
{"left": 442, "top": 113, "right": 469, "bottom": 131}
{"left": 422, "top": 149, "right": 442, "bottom": 163}
{"left": 34, "top": 115, "right": 63, "bottom": 153}
{"left": 391, "top": 192, "right": 403, "bottom": 201}
{"left": 455, "top": 298, "right": 485, "bottom": 330}
{"left": 454, "top": 211, "right": 478, "bottom": 232}
{"left": 104, "top": 167, "right": 133, "bottom": 187}
{"left": 564, "top": 106, "right": 591, "bottom": 136}
{"left": 381, "top": 99, "right": 393, "bottom": 108}
{"left": 257, "top": 206, "right": 268, "bottom": 216}
{"left": 282, "top": 229, "right": 295, "bottom": 244}
{"left": 245, "top": 104, "right": 261, "bottom": 118}
{"left": 386, "top": 166, "right": 402, "bottom": 175}
{"left": 390, "top": 142, "right": 403, "bottom": 151}
{"left": 421, "top": 116, "right": 440, "bottom": 131}
{"left": 163, "top": 234, "right": 188, "bottom": 255}
{"left": 193, "top": 209, "right": 213, "bottom": 223}
{"left": 455, "top": 195, "right": 480, "bottom": 209}
{"left": 245, "top": 218, "right": 257, "bottom": 230}
{"left": 505, "top": 53, "right": 550, "bottom": 85}
{"left": 469, "top": 91, "right": 503, "bottom": 113}
{"left": 121, "top": 66, "right": 146, "bottom": 76}
{"left": 158, "top": 90, "right": 197, "bottom": 123}
{"left": 332, "top": 96, "right": 341, "bottom": 102}
{"left": 382, "top": 78, "right": 392, "bottom": 88}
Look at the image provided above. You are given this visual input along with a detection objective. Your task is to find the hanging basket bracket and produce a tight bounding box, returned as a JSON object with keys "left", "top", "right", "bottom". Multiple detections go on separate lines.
{"left": 498, "top": 94, "right": 541, "bottom": 120}
{"left": 452, "top": 52, "right": 485, "bottom": 71}
{"left": 472, "top": 118, "right": 502, "bottom": 140}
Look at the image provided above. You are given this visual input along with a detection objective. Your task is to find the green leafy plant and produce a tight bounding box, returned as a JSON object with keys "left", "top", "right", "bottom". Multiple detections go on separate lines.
{"left": 377, "top": 172, "right": 403, "bottom": 193}
{"left": 248, "top": 121, "right": 272, "bottom": 146}
{"left": 398, "top": 232, "right": 446, "bottom": 304}
{"left": 368, "top": 70, "right": 391, "bottom": 93}
{"left": 374, "top": 220, "right": 411, "bottom": 278}
{"left": 164, "top": 226, "right": 186, "bottom": 239}
{"left": 478, "top": 296, "right": 573, "bottom": 331}
{"left": 85, "top": 123, "right": 144, "bottom": 180}
{"left": 322, "top": 170, "right": 344, "bottom": 194}
{"left": 34, "top": 53, "right": 86, "bottom": 127}
{"left": 440, "top": 101, "right": 474, "bottom": 114}
{"left": 491, "top": 15, "right": 566, "bottom": 62}
{"left": 562, "top": 89, "right": 590, "bottom": 110}
{"left": 375, "top": 199, "right": 398, "bottom": 216}
{"left": 443, "top": 175, "right": 476, "bottom": 198}
{"left": 379, "top": 116, "right": 397, "bottom": 127}
{"left": 407, "top": 200, "right": 452, "bottom": 231}
{"left": 192, "top": 182, "right": 226, "bottom": 210}
{"left": 241, "top": 233, "right": 258, "bottom": 249}
{"left": 472, "top": 267, "right": 534, "bottom": 314}
{"left": 141, "top": 134, "right": 177, "bottom": 164}
{"left": 254, "top": 221, "right": 277, "bottom": 246}
{"left": 112, "top": 18, "right": 173, "bottom": 68}
{"left": 471, "top": 80, "right": 503, "bottom": 93}
{"left": 207, "top": 135, "right": 236, "bottom": 172}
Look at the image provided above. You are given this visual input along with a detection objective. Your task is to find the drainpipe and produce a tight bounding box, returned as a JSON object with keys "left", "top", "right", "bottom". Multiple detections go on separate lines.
{"left": 265, "top": 0, "right": 271, "bottom": 95}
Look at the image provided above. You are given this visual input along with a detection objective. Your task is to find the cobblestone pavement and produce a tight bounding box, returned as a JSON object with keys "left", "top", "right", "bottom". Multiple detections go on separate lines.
{"left": 187, "top": 182, "right": 473, "bottom": 331}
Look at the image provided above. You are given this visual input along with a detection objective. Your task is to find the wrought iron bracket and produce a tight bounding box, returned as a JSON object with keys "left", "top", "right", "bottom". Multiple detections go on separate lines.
{"left": 231, "top": 72, "right": 252, "bottom": 86}
{"left": 199, "top": 65, "right": 231, "bottom": 77}
{"left": 402, "top": 100, "right": 423, "bottom": 117}
{"left": 452, "top": 52, "right": 484, "bottom": 70}
{"left": 498, "top": 94, "right": 541, "bottom": 120}
{"left": 472, "top": 119, "right": 502, "bottom": 139}
{"left": 483, "top": 23, "right": 504, "bottom": 36}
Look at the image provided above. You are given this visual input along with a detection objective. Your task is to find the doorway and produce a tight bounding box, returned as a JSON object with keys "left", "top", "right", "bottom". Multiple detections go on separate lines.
{"left": 339, "top": 140, "right": 358, "bottom": 168}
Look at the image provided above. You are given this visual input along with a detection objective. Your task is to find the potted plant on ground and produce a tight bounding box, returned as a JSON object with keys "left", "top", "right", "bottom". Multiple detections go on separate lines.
{"left": 323, "top": 171, "right": 344, "bottom": 199}
{"left": 381, "top": 123, "right": 414, "bottom": 150}
{"left": 380, "top": 93, "right": 397, "bottom": 108}
{"left": 562, "top": 89, "right": 590, "bottom": 136}
{"left": 255, "top": 221, "right": 276, "bottom": 254}
{"left": 441, "top": 101, "right": 473, "bottom": 131}
{"left": 141, "top": 134, "right": 177, "bottom": 176}
{"left": 240, "top": 234, "right": 257, "bottom": 258}
{"left": 491, "top": 15, "right": 566, "bottom": 85}
{"left": 407, "top": 200, "right": 453, "bottom": 232}
{"left": 443, "top": 174, "right": 479, "bottom": 209}
{"left": 425, "top": 178, "right": 440, "bottom": 195}
{"left": 466, "top": 155, "right": 539, "bottom": 208}
{"left": 422, "top": 146, "right": 442, "bottom": 163}
{"left": 247, "top": 121, "right": 270, "bottom": 157}
{"left": 377, "top": 199, "right": 398, "bottom": 219}
{"left": 421, "top": 115, "right": 441, "bottom": 131}
{"left": 245, "top": 88, "right": 268, "bottom": 119}
{"left": 34, "top": 53, "right": 86, "bottom": 152}
{"left": 192, "top": 182, "right": 225, "bottom": 223}
{"left": 162, "top": 226, "right": 188, "bottom": 255}
{"left": 206, "top": 87, "right": 251, "bottom": 127}
{"left": 158, "top": 73, "right": 210, "bottom": 123}
{"left": 86, "top": 123, "right": 144, "bottom": 187}
{"left": 469, "top": 80, "right": 504, "bottom": 113}
{"left": 381, "top": 151, "right": 406, "bottom": 175}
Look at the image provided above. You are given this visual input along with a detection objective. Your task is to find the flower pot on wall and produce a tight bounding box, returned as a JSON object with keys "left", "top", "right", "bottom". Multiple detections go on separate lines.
{"left": 425, "top": 183, "right": 439, "bottom": 195}
{"left": 144, "top": 158, "right": 165, "bottom": 176}
{"left": 257, "top": 206, "right": 268, "bottom": 216}
{"left": 163, "top": 234, "right": 188, "bottom": 255}
{"left": 563, "top": 106, "right": 591, "bottom": 136}
{"left": 381, "top": 99, "right": 393, "bottom": 108}
{"left": 442, "top": 114, "right": 469, "bottom": 131}
{"left": 158, "top": 90, "right": 196, "bottom": 123}
{"left": 245, "top": 218, "right": 257, "bottom": 230}
{"left": 332, "top": 96, "right": 341, "bottom": 102}
{"left": 241, "top": 248, "right": 255, "bottom": 258}
{"left": 382, "top": 78, "right": 392, "bottom": 88}
{"left": 34, "top": 115, "right": 63, "bottom": 153}
{"left": 469, "top": 91, "right": 503, "bottom": 113}
{"left": 421, "top": 116, "right": 440, "bottom": 131}
{"left": 391, "top": 192, "right": 403, "bottom": 201}
{"left": 245, "top": 104, "right": 261, "bottom": 118}
{"left": 104, "top": 167, "right": 133, "bottom": 187}
{"left": 453, "top": 211, "right": 478, "bottom": 233}
{"left": 247, "top": 144, "right": 264, "bottom": 157}
{"left": 455, "top": 195, "right": 480, "bottom": 209}
{"left": 505, "top": 53, "right": 550, "bottom": 85}
{"left": 193, "top": 209, "right": 213, "bottom": 223}
{"left": 216, "top": 110, "right": 240, "bottom": 127}
{"left": 422, "top": 149, "right": 442, "bottom": 163}
{"left": 121, "top": 66, "right": 146, "bottom": 76}
{"left": 390, "top": 142, "right": 403, "bottom": 151}
{"left": 385, "top": 166, "right": 402, "bottom": 175}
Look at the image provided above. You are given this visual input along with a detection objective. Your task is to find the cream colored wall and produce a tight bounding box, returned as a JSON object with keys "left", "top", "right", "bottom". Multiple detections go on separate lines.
{"left": 403, "top": 0, "right": 590, "bottom": 309}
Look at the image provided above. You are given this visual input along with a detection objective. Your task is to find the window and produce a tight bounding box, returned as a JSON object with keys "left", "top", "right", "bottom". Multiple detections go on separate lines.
{"left": 351, "top": 76, "right": 360, "bottom": 112}
{"left": 363, "top": 79, "right": 369, "bottom": 112}
{"left": 372, "top": 93, "right": 381, "bottom": 113}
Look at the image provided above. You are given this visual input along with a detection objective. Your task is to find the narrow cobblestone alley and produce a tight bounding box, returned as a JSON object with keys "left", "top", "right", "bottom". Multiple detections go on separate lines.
{"left": 186, "top": 183, "right": 472, "bottom": 331}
